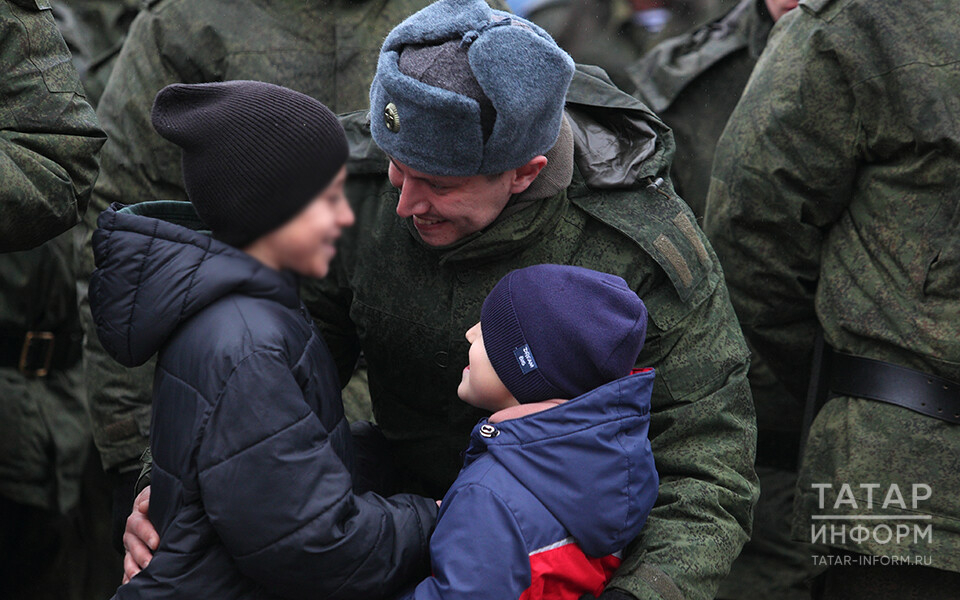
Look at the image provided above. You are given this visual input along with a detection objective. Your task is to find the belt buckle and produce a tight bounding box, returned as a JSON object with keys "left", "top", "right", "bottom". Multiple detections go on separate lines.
{"left": 19, "top": 331, "right": 55, "bottom": 377}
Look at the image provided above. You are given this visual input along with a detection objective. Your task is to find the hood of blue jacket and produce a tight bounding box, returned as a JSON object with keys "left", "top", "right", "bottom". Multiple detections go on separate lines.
{"left": 89, "top": 201, "right": 300, "bottom": 368}
{"left": 467, "top": 370, "right": 658, "bottom": 557}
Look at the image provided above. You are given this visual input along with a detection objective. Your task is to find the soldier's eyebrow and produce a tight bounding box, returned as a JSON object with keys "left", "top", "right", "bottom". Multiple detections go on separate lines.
{"left": 389, "top": 157, "right": 456, "bottom": 188}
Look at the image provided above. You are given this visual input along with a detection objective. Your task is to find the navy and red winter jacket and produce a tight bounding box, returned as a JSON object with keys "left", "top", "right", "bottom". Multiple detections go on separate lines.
{"left": 403, "top": 369, "right": 658, "bottom": 600}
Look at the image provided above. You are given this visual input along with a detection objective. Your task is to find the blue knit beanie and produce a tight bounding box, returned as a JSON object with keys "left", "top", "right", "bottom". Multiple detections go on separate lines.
{"left": 480, "top": 265, "right": 648, "bottom": 404}
{"left": 369, "top": 0, "right": 575, "bottom": 176}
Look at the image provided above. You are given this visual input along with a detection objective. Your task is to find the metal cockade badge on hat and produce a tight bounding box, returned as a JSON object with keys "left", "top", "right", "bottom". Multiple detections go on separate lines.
{"left": 384, "top": 102, "right": 400, "bottom": 133}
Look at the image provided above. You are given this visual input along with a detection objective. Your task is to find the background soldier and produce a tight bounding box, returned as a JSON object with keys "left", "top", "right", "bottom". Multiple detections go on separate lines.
{"left": 706, "top": 0, "right": 960, "bottom": 598}
{"left": 630, "top": 0, "right": 796, "bottom": 219}
{"left": 631, "top": 2, "right": 818, "bottom": 599}
{"left": 509, "top": 0, "right": 737, "bottom": 91}
{"left": 52, "top": 0, "right": 140, "bottom": 106}
{"left": 0, "top": 0, "right": 106, "bottom": 597}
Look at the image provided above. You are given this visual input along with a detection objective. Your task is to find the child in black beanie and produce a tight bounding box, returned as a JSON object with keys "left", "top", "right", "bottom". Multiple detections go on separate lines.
{"left": 89, "top": 80, "right": 437, "bottom": 600}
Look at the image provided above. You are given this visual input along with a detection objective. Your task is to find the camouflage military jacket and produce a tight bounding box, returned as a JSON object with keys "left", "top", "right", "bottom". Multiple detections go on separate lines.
{"left": 78, "top": 0, "right": 510, "bottom": 472}
{"left": 631, "top": 0, "right": 802, "bottom": 468}
{"left": 705, "top": 0, "right": 960, "bottom": 570}
{"left": 0, "top": 233, "right": 88, "bottom": 514}
{"left": 630, "top": 0, "right": 773, "bottom": 219}
{"left": 52, "top": 0, "right": 140, "bottom": 107}
{"left": 306, "top": 66, "right": 758, "bottom": 600}
{"left": 0, "top": 0, "right": 105, "bottom": 252}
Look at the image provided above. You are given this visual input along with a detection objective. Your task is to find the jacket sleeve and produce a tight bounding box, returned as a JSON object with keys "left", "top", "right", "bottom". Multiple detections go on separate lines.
{"left": 76, "top": 6, "right": 206, "bottom": 471}
{"left": 197, "top": 350, "right": 437, "bottom": 600}
{"left": 0, "top": 0, "right": 105, "bottom": 252}
{"left": 408, "top": 484, "right": 530, "bottom": 600}
{"left": 609, "top": 263, "right": 758, "bottom": 600}
{"left": 703, "top": 9, "right": 857, "bottom": 400}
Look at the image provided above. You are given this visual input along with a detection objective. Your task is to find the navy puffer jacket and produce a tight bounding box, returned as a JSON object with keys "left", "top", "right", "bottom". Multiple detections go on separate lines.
{"left": 90, "top": 201, "right": 437, "bottom": 599}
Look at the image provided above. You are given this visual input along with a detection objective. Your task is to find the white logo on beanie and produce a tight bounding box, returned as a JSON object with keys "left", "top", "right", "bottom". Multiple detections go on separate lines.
{"left": 514, "top": 344, "right": 539, "bottom": 374}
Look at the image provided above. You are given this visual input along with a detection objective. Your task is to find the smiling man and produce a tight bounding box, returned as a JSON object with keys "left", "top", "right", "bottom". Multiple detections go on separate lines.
{"left": 387, "top": 156, "right": 544, "bottom": 247}
{"left": 301, "top": 1, "right": 758, "bottom": 598}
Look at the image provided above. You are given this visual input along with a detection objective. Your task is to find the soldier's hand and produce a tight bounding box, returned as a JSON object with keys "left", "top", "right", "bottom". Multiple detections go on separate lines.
{"left": 122, "top": 485, "right": 159, "bottom": 584}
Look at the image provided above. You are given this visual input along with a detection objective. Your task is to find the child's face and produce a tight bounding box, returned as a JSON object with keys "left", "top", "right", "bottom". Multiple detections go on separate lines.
{"left": 249, "top": 167, "right": 354, "bottom": 278}
{"left": 458, "top": 322, "right": 518, "bottom": 413}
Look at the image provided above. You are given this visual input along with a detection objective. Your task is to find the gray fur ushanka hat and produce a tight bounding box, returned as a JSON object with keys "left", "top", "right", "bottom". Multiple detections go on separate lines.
{"left": 369, "top": 0, "right": 575, "bottom": 176}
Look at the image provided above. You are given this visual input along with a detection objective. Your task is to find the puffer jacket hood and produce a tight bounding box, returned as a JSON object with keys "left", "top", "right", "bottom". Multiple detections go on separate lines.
{"left": 89, "top": 201, "right": 299, "bottom": 368}
{"left": 466, "top": 369, "right": 658, "bottom": 557}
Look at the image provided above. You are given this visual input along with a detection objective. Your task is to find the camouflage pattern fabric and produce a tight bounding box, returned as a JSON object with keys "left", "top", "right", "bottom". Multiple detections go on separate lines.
{"left": 304, "top": 67, "right": 758, "bottom": 600}
{"left": 633, "top": 2, "right": 824, "bottom": 597}
{"left": 0, "top": 0, "right": 105, "bottom": 252}
{"left": 51, "top": 0, "right": 140, "bottom": 107}
{"left": 630, "top": 0, "right": 772, "bottom": 220}
{"left": 523, "top": 0, "right": 738, "bottom": 91}
{"left": 0, "top": 231, "right": 106, "bottom": 600}
{"left": 706, "top": 0, "right": 960, "bottom": 574}
{"left": 0, "top": 234, "right": 87, "bottom": 514}
{"left": 77, "top": 0, "right": 510, "bottom": 473}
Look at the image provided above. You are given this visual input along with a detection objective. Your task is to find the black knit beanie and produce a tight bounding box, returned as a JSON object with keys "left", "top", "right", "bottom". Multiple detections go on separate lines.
{"left": 151, "top": 80, "right": 348, "bottom": 247}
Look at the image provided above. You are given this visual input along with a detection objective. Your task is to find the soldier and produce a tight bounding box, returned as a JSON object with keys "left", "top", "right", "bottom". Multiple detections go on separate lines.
{"left": 75, "top": 0, "right": 511, "bottom": 555}
{"left": 0, "top": 0, "right": 105, "bottom": 252}
{"left": 630, "top": 0, "right": 797, "bottom": 219}
{"left": 121, "top": 1, "right": 758, "bottom": 598}
{"left": 305, "top": 1, "right": 756, "bottom": 598}
{"left": 631, "top": 2, "right": 815, "bottom": 599}
{"left": 52, "top": 0, "right": 140, "bottom": 106}
{"left": 705, "top": 0, "right": 960, "bottom": 598}
{"left": 510, "top": 0, "right": 737, "bottom": 91}
{"left": 0, "top": 1, "right": 105, "bottom": 597}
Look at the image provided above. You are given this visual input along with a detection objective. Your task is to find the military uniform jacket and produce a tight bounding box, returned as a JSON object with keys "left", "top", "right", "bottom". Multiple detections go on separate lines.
{"left": 632, "top": 0, "right": 802, "bottom": 468}
{"left": 705, "top": 0, "right": 960, "bottom": 570}
{"left": 0, "top": 233, "right": 88, "bottom": 514}
{"left": 78, "top": 0, "right": 510, "bottom": 472}
{"left": 306, "top": 66, "right": 758, "bottom": 600}
{"left": 1, "top": 0, "right": 105, "bottom": 252}
{"left": 630, "top": 0, "right": 773, "bottom": 219}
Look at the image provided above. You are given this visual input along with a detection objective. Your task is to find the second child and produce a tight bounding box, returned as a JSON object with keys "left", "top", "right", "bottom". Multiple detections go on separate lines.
{"left": 403, "top": 264, "right": 659, "bottom": 599}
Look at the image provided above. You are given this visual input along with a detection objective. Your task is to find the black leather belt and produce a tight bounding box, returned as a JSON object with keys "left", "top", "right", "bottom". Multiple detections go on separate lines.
{"left": 828, "top": 350, "right": 960, "bottom": 425}
{"left": 0, "top": 328, "right": 82, "bottom": 377}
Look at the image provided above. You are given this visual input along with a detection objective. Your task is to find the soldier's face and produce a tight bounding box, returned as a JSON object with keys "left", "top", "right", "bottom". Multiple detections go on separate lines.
{"left": 458, "top": 322, "right": 518, "bottom": 413}
{"left": 388, "top": 158, "right": 513, "bottom": 246}
{"left": 764, "top": 0, "right": 798, "bottom": 21}
{"left": 388, "top": 157, "right": 546, "bottom": 247}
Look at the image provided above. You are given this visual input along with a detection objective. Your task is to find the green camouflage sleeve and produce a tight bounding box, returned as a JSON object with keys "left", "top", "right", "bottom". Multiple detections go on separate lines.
{"left": 77, "top": 6, "right": 192, "bottom": 471}
{"left": 0, "top": 0, "right": 105, "bottom": 252}
{"left": 611, "top": 259, "right": 758, "bottom": 600}
{"left": 703, "top": 8, "right": 856, "bottom": 400}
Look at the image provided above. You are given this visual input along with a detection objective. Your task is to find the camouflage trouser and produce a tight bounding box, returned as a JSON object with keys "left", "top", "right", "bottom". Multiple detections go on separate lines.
{"left": 813, "top": 550, "right": 960, "bottom": 600}
{"left": 716, "top": 466, "right": 825, "bottom": 600}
